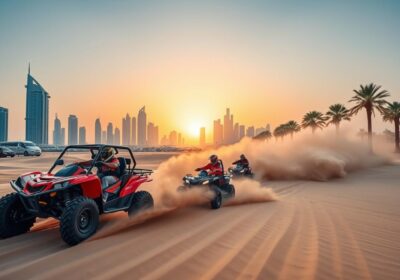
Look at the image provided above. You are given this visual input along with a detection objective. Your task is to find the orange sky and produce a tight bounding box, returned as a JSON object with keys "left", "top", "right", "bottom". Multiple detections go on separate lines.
{"left": 1, "top": 1, "right": 399, "bottom": 144}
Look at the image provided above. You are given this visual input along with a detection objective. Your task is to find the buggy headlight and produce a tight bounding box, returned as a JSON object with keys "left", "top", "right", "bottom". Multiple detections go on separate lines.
{"left": 202, "top": 180, "right": 209, "bottom": 185}
{"left": 185, "top": 179, "right": 189, "bottom": 184}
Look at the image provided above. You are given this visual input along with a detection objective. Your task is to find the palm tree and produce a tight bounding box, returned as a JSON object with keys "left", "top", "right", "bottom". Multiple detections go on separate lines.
{"left": 326, "top": 104, "right": 351, "bottom": 135}
{"left": 302, "top": 111, "right": 326, "bottom": 134}
{"left": 349, "top": 83, "right": 390, "bottom": 151}
{"left": 253, "top": 130, "right": 272, "bottom": 142}
{"left": 382, "top": 101, "right": 400, "bottom": 153}
{"left": 285, "top": 120, "right": 301, "bottom": 139}
{"left": 273, "top": 125, "right": 287, "bottom": 141}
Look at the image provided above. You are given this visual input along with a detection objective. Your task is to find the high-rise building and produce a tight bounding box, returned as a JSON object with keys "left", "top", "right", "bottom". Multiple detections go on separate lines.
{"left": 246, "top": 126, "right": 255, "bottom": 138}
{"left": 213, "top": 119, "right": 223, "bottom": 147}
{"left": 199, "top": 127, "right": 206, "bottom": 147}
{"left": 95, "top": 118, "right": 102, "bottom": 144}
{"left": 131, "top": 117, "right": 137, "bottom": 145}
{"left": 25, "top": 65, "right": 50, "bottom": 144}
{"left": 114, "top": 127, "right": 121, "bottom": 145}
{"left": 223, "top": 108, "right": 234, "bottom": 145}
{"left": 53, "top": 114, "right": 62, "bottom": 145}
{"left": 0, "top": 107, "right": 9, "bottom": 142}
{"left": 68, "top": 115, "right": 78, "bottom": 145}
{"left": 147, "top": 122, "right": 159, "bottom": 146}
{"left": 107, "top": 123, "right": 113, "bottom": 145}
{"left": 102, "top": 131, "right": 107, "bottom": 144}
{"left": 233, "top": 123, "right": 239, "bottom": 143}
{"left": 60, "top": 128, "right": 65, "bottom": 146}
{"left": 169, "top": 131, "right": 178, "bottom": 146}
{"left": 137, "top": 107, "right": 147, "bottom": 146}
{"left": 239, "top": 125, "right": 245, "bottom": 139}
{"left": 79, "top": 126, "right": 86, "bottom": 144}
{"left": 122, "top": 114, "right": 131, "bottom": 145}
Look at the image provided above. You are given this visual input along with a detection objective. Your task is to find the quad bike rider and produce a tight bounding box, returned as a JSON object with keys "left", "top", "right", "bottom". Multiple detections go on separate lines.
{"left": 229, "top": 154, "right": 254, "bottom": 178}
{"left": 179, "top": 155, "right": 235, "bottom": 209}
{"left": 0, "top": 145, "right": 154, "bottom": 246}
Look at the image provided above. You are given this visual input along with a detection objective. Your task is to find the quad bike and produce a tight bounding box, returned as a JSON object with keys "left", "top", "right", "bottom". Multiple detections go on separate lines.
{"left": 228, "top": 164, "right": 254, "bottom": 178}
{"left": 178, "top": 160, "right": 235, "bottom": 209}
{"left": 0, "top": 144, "right": 154, "bottom": 246}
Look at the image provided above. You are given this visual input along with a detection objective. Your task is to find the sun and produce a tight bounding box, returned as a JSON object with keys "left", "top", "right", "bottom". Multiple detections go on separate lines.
{"left": 186, "top": 121, "right": 202, "bottom": 137}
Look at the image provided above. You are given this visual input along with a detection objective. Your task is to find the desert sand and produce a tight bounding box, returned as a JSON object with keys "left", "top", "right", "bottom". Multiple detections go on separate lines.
{"left": 0, "top": 149, "right": 399, "bottom": 280}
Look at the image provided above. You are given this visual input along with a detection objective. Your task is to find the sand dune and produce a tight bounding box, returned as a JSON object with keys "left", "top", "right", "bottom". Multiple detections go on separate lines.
{"left": 0, "top": 151, "right": 399, "bottom": 279}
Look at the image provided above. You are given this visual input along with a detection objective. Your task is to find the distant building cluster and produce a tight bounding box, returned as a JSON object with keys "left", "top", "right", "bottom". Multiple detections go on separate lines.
{"left": 208, "top": 108, "right": 270, "bottom": 147}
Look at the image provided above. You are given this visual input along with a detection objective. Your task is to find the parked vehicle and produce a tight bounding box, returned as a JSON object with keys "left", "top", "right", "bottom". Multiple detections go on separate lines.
{"left": 0, "top": 146, "right": 16, "bottom": 158}
{"left": 0, "top": 144, "right": 154, "bottom": 245}
{"left": 0, "top": 141, "right": 41, "bottom": 156}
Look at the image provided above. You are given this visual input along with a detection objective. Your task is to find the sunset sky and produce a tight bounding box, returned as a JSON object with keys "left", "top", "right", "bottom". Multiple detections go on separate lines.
{"left": 0, "top": 0, "right": 399, "bottom": 144}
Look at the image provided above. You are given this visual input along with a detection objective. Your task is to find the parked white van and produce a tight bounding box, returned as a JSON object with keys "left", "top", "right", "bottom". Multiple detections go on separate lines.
{"left": 0, "top": 141, "right": 42, "bottom": 156}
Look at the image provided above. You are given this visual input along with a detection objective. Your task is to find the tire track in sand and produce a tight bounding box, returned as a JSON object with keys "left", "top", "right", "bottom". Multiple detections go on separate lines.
{"left": 107, "top": 204, "right": 269, "bottom": 280}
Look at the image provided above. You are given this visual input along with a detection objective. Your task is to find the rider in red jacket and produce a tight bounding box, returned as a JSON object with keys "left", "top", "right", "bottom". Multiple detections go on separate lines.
{"left": 195, "top": 154, "right": 223, "bottom": 176}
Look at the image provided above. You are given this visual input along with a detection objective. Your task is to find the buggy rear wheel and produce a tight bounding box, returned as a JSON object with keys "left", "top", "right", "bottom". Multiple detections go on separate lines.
{"left": 0, "top": 193, "right": 36, "bottom": 238}
{"left": 60, "top": 197, "right": 99, "bottom": 246}
{"left": 128, "top": 191, "right": 154, "bottom": 217}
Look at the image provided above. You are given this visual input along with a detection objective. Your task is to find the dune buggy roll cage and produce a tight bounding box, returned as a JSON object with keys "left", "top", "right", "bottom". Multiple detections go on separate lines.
{"left": 48, "top": 144, "right": 152, "bottom": 175}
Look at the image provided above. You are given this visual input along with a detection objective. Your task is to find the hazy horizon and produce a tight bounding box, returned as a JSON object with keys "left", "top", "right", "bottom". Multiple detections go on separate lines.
{"left": 1, "top": 0, "right": 399, "bottom": 144}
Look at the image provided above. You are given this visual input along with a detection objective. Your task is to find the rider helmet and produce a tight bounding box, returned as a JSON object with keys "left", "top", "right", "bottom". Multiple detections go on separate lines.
{"left": 101, "top": 147, "right": 115, "bottom": 161}
{"left": 209, "top": 154, "right": 218, "bottom": 164}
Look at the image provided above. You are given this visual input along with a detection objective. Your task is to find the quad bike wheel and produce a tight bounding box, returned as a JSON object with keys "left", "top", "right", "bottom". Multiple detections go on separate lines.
{"left": 224, "top": 184, "right": 235, "bottom": 198}
{"left": 60, "top": 196, "right": 99, "bottom": 246}
{"left": 128, "top": 191, "right": 154, "bottom": 217}
{"left": 210, "top": 188, "right": 222, "bottom": 209}
{"left": 0, "top": 193, "right": 36, "bottom": 238}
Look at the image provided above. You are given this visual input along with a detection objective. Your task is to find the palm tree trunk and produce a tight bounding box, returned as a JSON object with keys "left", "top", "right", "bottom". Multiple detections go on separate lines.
{"left": 335, "top": 123, "right": 339, "bottom": 136}
{"left": 312, "top": 127, "right": 316, "bottom": 134}
{"left": 395, "top": 117, "right": 400, "bottom": 153}
{"left": 366, "top": 107, "right": 373, "bottom": 153}
{"left": 290, "top": 132, "right": 294, "bottom": 140}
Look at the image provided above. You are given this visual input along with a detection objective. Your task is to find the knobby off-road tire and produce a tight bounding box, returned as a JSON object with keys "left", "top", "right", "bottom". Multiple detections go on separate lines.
{"left": 60, "top": 197, "right": 99, "bottom": 246}
{"left": 128, "top": 191, "right": 154, "bottom": 217}
{"left": 210, "top": 187, "right": 222, "bottom": 209}
{"left": 0, "top": 193, "right": 36, "bottom": 238}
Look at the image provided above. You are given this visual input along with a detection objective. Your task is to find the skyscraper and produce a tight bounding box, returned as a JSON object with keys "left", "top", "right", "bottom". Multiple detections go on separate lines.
{"left": 239, "top": 125, "right": 245, "bottom": 139}
{"left": 137, "top": 107, "right": 147, "bottom": 146}
{"left": 53, "top": 114, "right": 62, "bottom": 145}
{"left": 60, "top": 128, "right": 65, "bottom": 146}
{"left": 213, "top": 119, "right": 223, "bottom": 147}
{"left": 122, "top": 114, "right": 131, "bottom": 145}
{"left": 25, "top": 65, "right": 50, "bottom": 144}
{"left": 114, "top": 127, "right": 121, "bottom": 145}
{"left": 107, "top": 123, "right": 113, "bottom": 144}
{"left": 223, "top": 108, "right": 234, "bottom": 145}
{"left": 246, "top": 126, "right": 255, "bottom": 138}
{"left": 79, "top": 126, "right": 86, "bottom": 144}
{"left": 95, "top": 118, "right": 102, "bottom": 144}
{"left": 68, "top": 115, "right": 78, "bottom": 145}
{"left": 131, "top": 117, "right": 137, "bottom": 145}
{"left": 169, "top": 131, "right": 178, "bottom": 146}
{"left": 233, "top": 123, "right": 239, "bottom": 143}
{"left": 0, "top": 107, "right": 8, "bottom": 142}
{"left": 199, "top": 127, "right": 206, "bottom": 147}
{"left": 147, "top": 122, "right": 159, "bottom": 146}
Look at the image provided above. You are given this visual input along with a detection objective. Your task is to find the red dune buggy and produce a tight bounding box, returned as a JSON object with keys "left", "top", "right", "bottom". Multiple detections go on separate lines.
{"left": 0, "top": 145, "right": 154, "bottom": 245}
